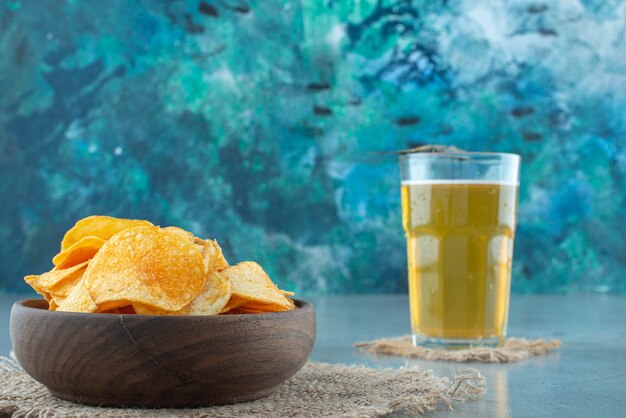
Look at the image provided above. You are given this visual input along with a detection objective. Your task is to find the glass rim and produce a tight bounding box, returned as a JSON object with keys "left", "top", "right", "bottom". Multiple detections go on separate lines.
{"left": 399, "top": 151, "right": 520, "bottom": 161}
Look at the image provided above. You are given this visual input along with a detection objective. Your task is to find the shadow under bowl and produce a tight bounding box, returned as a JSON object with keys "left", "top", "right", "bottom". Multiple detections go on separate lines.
{"left": 10, "top": 298, "right": 315, "bottom": 408}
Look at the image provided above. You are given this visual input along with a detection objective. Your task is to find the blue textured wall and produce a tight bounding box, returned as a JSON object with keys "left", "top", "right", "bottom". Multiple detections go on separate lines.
{"left": 1, "top": 0, "right": 625, "bottom": 293}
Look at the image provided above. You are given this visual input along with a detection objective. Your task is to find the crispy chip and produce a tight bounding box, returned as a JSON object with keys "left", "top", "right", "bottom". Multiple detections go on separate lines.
{"left": 164, "top": 228, "right": 229, "bottom": 275}
{"left": 164, "top": 226, "right": 195, "bottom": 243}
{"left": 200, "top": 239, "right": 229, "bottom": 272}
{"left": 238, "top": 301, "right": 295, "bottom": 313}
{"left": 25, "top": 261, "right": 90, "bottom": 306}
{"left": 84, "top": 225, "right": 205, "bottom": 312}
{"left": 24, "top": 275, "right": 51, "bottom": 302}
{"left": 56, "top": 279, "right": 98, "bottom": 313}
{"left": 100, "top": 305, "right": 136, "bottom": 314}
{"left": 222, "top": 298, "right": 299, "bottom": 314}
{"left": 131, "top": 304, "right": 167, "bottom": 315}
{"left": 134, "top": 271, "right": 232, "bottom": 316}
{"left": 221, "top": 262, "right": 295, "bottom": 312}
{"left": 26, "top": 215, "right": 295, "bottom": 317}
{"left": 38, "top": 261, "right": 89, "bottom": 288}
{"left": 219, "top": 295, "right": 248, "bottom": 314}
{"left": 222, "top": 298, "right": 279, "bottom": 314}
{"left": 100, "top": 308, "right": 122, "bottom": 314}
{"left": 95, "top": 300, "right": 134, "bottom": 313}
{"left": 223, "top": 307, "right": 269, "bottom": 315}
{"left": 61, "top": 216, "right": 153, "bottom": 251}
{"left": 48, "top": 270, "right": 85, "bottom": 300}
{"left": 48, "top": 268, "right": 87, "bottom": 309}
{"left": 118, "top": 305, "right": 136, "bottom": 314}
{"left": 176, "top": 270, "right": 231, "bottom": 314}
{"left": 53, "top": 236, "right": 105, "bottom": 269}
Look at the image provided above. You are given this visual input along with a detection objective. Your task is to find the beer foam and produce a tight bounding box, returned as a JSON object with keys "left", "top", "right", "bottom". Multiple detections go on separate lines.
{"left": 401, "top": 179, "right": 519, "bottom": 186}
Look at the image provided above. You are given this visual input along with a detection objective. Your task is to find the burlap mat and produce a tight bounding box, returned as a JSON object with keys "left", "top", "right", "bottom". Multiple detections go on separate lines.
{"left": 355, "top": 337, "right": 561, "bottom": 363}
{"left": 0, "top": 354, "right": 485, "bottom": 418}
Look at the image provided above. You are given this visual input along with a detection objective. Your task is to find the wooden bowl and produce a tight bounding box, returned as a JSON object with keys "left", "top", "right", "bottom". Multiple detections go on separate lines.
{"left": 10, "top": 298, "right": 315, "bottom": 407}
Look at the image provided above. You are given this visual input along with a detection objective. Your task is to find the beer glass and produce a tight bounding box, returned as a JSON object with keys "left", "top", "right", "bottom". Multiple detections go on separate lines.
{"left": 400, "top": 152, "right": 520, "bottom": 347}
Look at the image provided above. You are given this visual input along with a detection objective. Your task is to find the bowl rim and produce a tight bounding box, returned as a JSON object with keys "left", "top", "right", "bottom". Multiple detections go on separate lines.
{"left": 12, "top": 298, "right": 313, "bottom": 320}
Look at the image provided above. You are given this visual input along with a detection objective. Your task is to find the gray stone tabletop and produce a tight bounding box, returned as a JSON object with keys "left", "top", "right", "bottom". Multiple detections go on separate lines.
{"left": 1, "top": 293, "right": 625, "bottom": 417}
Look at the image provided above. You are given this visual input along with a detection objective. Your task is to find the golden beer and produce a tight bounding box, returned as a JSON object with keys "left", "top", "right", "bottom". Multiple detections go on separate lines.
{"left": 401, "top": 181, "right": 518, "bottom": 342}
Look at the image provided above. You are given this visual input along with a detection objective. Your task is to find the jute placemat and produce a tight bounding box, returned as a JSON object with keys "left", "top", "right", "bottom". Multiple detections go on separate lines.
{"left": 0, "top": 354, "right": 484, "bottom": 418}
{"left": 355, "top": 337, "right": 561, "bottom": 363}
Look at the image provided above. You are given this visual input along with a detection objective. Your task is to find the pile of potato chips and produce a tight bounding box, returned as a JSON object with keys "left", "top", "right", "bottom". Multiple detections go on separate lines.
{"left": 24, "top": 216, "right": 295, "bottom": 315}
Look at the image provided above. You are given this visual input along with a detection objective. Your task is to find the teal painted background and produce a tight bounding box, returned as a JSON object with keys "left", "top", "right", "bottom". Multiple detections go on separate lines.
{"left": 1, "top": 0, "right": 625, "bottom": 293}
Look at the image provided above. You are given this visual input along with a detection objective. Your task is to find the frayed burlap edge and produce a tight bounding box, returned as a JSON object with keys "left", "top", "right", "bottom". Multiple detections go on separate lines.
{"left": 0, "top": 353, "right": 485, "bottom": 418}
{"left": 355, "top": 336, "right": 561, "bottom": 363}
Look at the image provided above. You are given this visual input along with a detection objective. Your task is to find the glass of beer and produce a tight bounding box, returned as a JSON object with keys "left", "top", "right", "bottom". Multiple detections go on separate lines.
{"left": 400, "top": 151, "right": 520, "bottom": 347}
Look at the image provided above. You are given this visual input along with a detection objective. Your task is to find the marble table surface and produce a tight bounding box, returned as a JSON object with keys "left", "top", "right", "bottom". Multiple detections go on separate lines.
{"left": 1, "top": 293, "right": 625, "bottom": 417}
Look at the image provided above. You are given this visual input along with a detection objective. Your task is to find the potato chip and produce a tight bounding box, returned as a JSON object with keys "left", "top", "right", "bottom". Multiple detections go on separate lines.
{"left": 199, "top": 239, "right": 229, "bottom": 273}
{"left": 25, "top": 215, "right": 296, "bottom": 317}
{"left": 84, "top": 225, "right": 205, "bottom": 312}
{"left": 237, "top": 300, "right": 295, "bottom": 313}
{"left": 24, "top": 275, "right": 51, "bottom": 302}
{"left": 118, "top": 305, "right": 136, "bottom": 314}
{"left": 222, "top": 300, "right": 281, "bottom": 314}
{"left": 53, "top": 236, "right": 105, "bottom": 269}
{"left": 164, "top": 226, "right": 195, "bottom": 243}
{"left": 25, "top": 261, "right": 90, "bottom": 305}
{"left": 48, "top": 268, "right": 87, "bottom": 309}
{"left": 171, "top": 270, "right": 231, "bottom": 314}
{"left": 223, "top": 307, "right": 269, "bottom": 315}
{"left": 60, "top": 215, "right": 152, "bottom": 251}
{"left": 134, "top": 271, "right": 232, "bottom": 315}
{"left": 131, "top": 304, "right": 165, "bottom": 315}
{"left": 38, "top": 261, "right": 89, "bottom": 288}
{"left": 100, "top": 308, "right": 122, "bottom": 314}
{"left": 56, "top": 279, "right": 98, "bottom": 313}
{"left": 221, "top": 262, "right": 295, "bottom": 312}
{"left": 48, "top": 270, "right": 85, "bottom": 300}
{"left": 219, "top": 295, "right": 248, "bottom": 314}
{"left": 100, "top": 305, "right": 136, "bottom": 314}
{"left": 95, "top": 300, "right": 134, "bottom": 313}
{"left": 164, "top": 228, "right": 229, "bottom": 274}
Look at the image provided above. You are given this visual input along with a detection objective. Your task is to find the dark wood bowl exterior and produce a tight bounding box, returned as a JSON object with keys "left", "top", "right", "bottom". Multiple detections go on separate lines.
{"left": 10, "top": 298, "right": 315, "bottom": 407}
